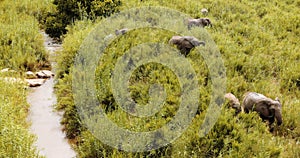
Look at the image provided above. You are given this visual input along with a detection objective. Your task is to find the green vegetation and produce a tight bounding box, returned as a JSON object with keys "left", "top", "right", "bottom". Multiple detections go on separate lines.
{"left": 44, "top": 0, "right": 122, "bottom": 38}
{"left": 0, "top": 0, "right": 299, "bottom": 157}
{"left": 0, "top": 78, "right": 40, "bottom": 157}
{"left": 0, "top": 0, "right": 53, "bottom": 71}
{"left": 57, "top": 0, "right": 300, "bottom": 157}
{"left": 54, "top": 0, "right": 300, "bottom": 157}
{"left": 0, "top": 0, "right": 53, "bottom": 157}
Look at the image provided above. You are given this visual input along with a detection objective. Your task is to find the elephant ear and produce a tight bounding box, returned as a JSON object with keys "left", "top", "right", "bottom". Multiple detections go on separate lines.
{"left": 268, "top": 105, "right": 276, "bottom": 117}
{"left": 205, "top": 18, "right": 211, "bottom": 24}
{"left": 257, "top": 99, "right": 271, "bottom": 107}
{"left": 180, "top": 37, "right": 196, "bottom": 47}
{"left": 204, "top": 18, "right": 212, "bottom": 26}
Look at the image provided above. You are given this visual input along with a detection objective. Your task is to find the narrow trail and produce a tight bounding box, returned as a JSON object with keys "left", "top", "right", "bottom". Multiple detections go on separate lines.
{"left": 27, "top": 32, "right": 76, "bottom": 158}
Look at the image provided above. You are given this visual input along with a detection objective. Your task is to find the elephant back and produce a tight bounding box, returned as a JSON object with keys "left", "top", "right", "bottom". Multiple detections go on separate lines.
{"left": 242, "top": 92, "right": 268, "bottom": 112}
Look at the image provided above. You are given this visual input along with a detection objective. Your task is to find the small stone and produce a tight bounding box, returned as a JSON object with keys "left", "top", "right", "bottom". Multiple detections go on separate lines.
{"left": 36, "top": 71, "right": 47, "bottom": 78}
{"left": 25, "top": 79, "right": 46, "bottom": 87}
{"left": 36, "top": 70, "right": 54, "bottom": 78}
{"left": 41, "top": 70, "right": 54, "bottom": 77}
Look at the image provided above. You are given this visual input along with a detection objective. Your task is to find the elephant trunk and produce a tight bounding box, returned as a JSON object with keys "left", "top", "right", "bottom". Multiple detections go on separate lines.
{"left": 275, "top": 109, "right": 282, "bottom": 125}
{"left": 199, "top": 41, "right": 206, "bottom": 46}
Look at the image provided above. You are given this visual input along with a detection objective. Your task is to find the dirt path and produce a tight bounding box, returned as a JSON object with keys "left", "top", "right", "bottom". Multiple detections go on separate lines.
{"left": 27, "top": 32, "right": 76, "bottom": 158}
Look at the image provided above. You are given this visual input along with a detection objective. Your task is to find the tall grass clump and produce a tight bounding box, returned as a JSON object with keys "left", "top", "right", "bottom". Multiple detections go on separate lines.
{"left": 0, "top": 0, "right": 53, "bottom": 71}
{"left": 0, "top": 77, "right": 40, "bottom": 157}
{"left": 0, "top": 0, "right": 56, "bottom": 157}
{"left": 54, "top": 0, "right": 300, "bottom": 157}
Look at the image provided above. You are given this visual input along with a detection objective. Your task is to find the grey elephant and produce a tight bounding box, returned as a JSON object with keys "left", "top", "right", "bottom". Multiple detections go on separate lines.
{"left": 224, "top": 93, "right": 242, "bottom": 114}
{"left": 169, "top": 36, "right": 205, "bottom": 56}
{"left": 187, "top": 18, "right": 212, "bottom": 30}
{"left": 115, "top": 28, "right": 129, "bottom": 35}
{"left": 242, "top": 92, "right": 282, "bottom": 126}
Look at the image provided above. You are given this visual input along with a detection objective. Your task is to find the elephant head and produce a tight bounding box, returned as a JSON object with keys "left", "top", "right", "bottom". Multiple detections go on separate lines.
{"left": 269, "top": 98, "right": 282, "bottom": 125}
{"left": 169, "top": 36, "right": 205, "bottom": 56}
{"left": 242, "top": 92, "right": 283, "bottom": 126}
{"left": 200, "top": 18, "right": 212, "bottom": 27}
{"left": 224, "top": 93, "right": 242, "bottom": 114}
{"left": 115, "top": 28, "right": 128, "bottom": 35}
{"left": 187, "top": 18, "right": 212, "bottom": 30}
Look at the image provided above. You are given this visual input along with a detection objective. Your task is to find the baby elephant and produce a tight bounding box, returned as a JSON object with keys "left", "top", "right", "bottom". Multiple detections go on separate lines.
{"left": 242, "top": 92, "right": 282, "bottom": 126}
{"left": 187, "top": 18, "right": 212, "bottom": 30}
{"left": 169, "top": 36, "right": 205, "bottom": 56}
{"left": 224, "top": 93, "right": 242, "bottom": 114}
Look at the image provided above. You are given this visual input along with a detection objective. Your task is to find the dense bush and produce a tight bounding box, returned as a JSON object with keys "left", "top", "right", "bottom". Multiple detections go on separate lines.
{"left": 54, "top": 0, "right": 300, "bottom": 157}
{"left": 44, "top": 0, "right": 122, "bottom": 38}
{"left": 0, "top": 0, "right": 51, "bottom": 71}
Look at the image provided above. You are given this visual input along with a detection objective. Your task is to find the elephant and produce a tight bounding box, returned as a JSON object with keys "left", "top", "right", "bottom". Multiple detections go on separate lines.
{"left": 242, "top": 92, "right": 282, "bottom": 126}
{"left": 115, "top": 28, "right": 129, "bottom": 35}
{"left": 187, "top": 18, "right": 212, "bottom": 30}
{"left": 224, "top": 93, "right": 242, "bottom": 114}
{"left": 169, "top": 36, "right": 205, "bottom": 56}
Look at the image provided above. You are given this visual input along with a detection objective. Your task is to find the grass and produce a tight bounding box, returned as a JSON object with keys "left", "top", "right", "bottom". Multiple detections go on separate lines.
{"left": 0, "top": 0, "right": 299, "bottom": 157}
{"left": 54, "top": 0, "right": 300, "bottom": 157}
{"left": 0, "top": 75, "right": 40, "bottom": 157}
{"left": 0, "top": 0, "right": 54, "bottom": 71}
{"left": 0, "top": 0, "right": 54, "bottom": 157}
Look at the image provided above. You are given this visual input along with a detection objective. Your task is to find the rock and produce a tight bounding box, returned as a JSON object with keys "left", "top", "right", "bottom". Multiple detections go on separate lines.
{"left": 36, "top": 71, "right": 47, "bottom": 78}
{"left": 41, "top": 70, "right": 54, "bottom": 77}
{"left": 25, "top": 79, "right": 46, "bottom": 87}
{"left": 36, "top": 70, "right": 54, "bottom": 78}
{"left": 26, "top": 71, "right": 36, "bottom": 79}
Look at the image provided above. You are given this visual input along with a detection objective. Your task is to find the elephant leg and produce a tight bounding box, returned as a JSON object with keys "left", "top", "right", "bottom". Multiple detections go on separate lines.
{"left": 268, "top": 117, "right": 275, "bottom": 125}
{"left": 241, "top": 106, "right": 245, "bottom": 113}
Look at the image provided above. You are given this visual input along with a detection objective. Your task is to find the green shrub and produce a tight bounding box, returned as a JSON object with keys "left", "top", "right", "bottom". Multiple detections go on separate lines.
{"left": 55, "top": 20, "right": 95, "bottom": 140}
{"left": 55, "top": 20, "right": 95, "bottom": 78}
{"left": 44, "top": 0, "right": 122, "bottom": 38}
